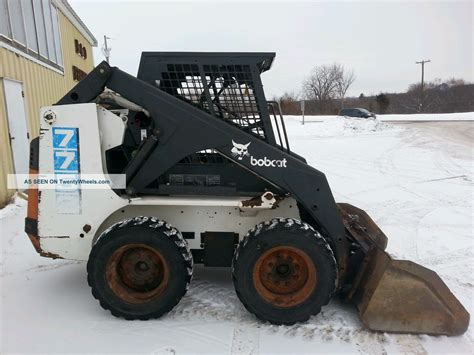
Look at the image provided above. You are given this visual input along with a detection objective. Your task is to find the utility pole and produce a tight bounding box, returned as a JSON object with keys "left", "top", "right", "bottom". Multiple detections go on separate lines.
{"left": 102, "top": 35, "right": 111, "bottom": 63}
{"left": 416, "top": 59, "right": 431, "bottom": 111}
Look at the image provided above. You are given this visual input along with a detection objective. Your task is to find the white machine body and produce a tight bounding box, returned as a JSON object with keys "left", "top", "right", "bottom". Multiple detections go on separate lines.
{"left": 36, "top": 103, "right": 300, "bottom": 260}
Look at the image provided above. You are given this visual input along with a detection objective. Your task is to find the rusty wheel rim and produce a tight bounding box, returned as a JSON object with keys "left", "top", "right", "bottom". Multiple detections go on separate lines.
{"left": 106, "top": 244, "right": 170, "bottom": 304}
{"left": 253, "top": 246, "right": 317, "bottom": 308}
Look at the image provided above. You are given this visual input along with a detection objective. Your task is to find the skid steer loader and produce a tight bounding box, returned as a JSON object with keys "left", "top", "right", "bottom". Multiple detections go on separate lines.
{"left": 25, "top": 52, "right": 469, "bottom": 335}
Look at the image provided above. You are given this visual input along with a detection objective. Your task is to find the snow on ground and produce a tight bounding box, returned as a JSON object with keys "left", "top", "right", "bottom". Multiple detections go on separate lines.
{"left": 1, "top": 115, "right": 473, "bottom": 354}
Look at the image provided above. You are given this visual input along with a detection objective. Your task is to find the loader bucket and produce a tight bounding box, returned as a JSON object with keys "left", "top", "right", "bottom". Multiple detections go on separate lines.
{"left": 338, "top": 203, "right": 470, "bottom": 336}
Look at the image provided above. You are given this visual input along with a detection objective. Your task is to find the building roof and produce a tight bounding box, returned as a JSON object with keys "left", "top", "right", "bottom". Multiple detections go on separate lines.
{"left": 54, "top": 0, "right": 98, "bottom": 47}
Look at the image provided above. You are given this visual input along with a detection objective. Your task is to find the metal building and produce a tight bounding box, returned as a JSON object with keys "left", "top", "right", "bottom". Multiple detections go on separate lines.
{"left": 0, "top": 0, "right": 97, "bottom": 207}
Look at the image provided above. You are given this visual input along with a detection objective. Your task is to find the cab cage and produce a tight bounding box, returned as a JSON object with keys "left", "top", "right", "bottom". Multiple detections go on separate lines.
{"left": 138, "top": 52, "right": 277, "bottom": 144}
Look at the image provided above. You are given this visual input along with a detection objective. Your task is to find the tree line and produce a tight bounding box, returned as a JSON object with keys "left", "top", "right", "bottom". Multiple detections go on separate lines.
{"left": 274, "top": 63, "right": 473, "bottom": 115}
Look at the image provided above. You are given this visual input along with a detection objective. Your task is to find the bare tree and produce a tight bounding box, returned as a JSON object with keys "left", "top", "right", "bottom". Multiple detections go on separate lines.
{"left": 303, "top": 63, "right": 356, "bottom": 114}
{"left": 335, "top": 67, "right": 356, "bottom": 109}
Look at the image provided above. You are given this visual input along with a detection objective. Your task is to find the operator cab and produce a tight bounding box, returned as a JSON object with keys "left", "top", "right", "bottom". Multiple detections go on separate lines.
{"left": 104, "top": 52, "right": 297, "bottom": 197}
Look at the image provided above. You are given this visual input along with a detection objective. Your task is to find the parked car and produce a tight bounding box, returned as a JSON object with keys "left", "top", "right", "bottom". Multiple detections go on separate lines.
{"left": 339, "top": 108, "right": 376, "bottom": 119}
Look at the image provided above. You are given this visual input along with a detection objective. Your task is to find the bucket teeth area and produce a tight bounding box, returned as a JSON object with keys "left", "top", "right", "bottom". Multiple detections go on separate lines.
{"left": 338, "top": 203, "right": 470, "bottom": 336}
{"left": 357, "top": 251, "right": 469, "bottom": 335}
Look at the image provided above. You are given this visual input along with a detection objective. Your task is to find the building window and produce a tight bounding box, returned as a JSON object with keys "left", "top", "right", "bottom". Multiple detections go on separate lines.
{"left": 22, "top": 0, "right": 38, "bottom": 53}
{"left": 32, "top": 0, "right": 48, "bottom": 58}
{"left": 41, "top": 0, "right": 56, "bottom": 63}
{"left": 0, "top": 0, "right": 10, "bottom": 37}
{"left": 51, "top": 4, "right": 62, "bottom": 66}
{"left": 8, "top": 0, "right": 27, "bottom": 45}
{"left": 0, "top": 0, "right": 64, "bottom": 70}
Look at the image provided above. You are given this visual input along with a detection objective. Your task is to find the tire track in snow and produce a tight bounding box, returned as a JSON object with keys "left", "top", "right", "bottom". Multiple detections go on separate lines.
{"left": 230, "top": 324, "right": 260, "bottom": 355}
{"left": 168, "top": 279, "right": 249, "bottom": 322}
{"left": 393, "top": 335, "right": 427, "bottom": 355}
{"left": 0, "top": 260, "right": 81, "bottom": 277}
{"left": 422, "top": 247, "right": 473, "bottom": 266}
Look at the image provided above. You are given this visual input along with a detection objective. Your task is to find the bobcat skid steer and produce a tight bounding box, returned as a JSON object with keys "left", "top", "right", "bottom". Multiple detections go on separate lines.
{"left": 25, "top": 52, "right": 469, "bottom": 335}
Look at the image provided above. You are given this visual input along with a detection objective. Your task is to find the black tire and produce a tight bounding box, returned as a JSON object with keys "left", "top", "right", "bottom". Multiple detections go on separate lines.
{"left": 232, "top": 218, "right": 337, "bottom": 325}
{"left": 87, "top": 217, "right": 193, "bottom": 320}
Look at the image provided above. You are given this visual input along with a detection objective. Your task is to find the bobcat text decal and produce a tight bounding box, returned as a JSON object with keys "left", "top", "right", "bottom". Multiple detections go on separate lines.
{"left": 231, "top": 140, "right": 287, "bottom": 168}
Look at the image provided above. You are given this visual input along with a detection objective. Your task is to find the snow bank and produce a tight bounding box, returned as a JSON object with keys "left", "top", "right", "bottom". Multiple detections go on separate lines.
{"left": 283, "top": 115, "right": 395, "bottom": 137}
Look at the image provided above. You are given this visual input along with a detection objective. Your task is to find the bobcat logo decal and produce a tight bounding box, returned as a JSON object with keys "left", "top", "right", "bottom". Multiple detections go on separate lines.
{"left": 230, "top": 139, "right": 288, "bottom": 168}
{"left": 231, "top": 140, "right": 251, "bottom": 160}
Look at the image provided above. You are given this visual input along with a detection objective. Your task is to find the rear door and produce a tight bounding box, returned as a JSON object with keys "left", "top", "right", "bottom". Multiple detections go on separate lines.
{"left": 4, "top": 79, "right": 29, "bottom": 175}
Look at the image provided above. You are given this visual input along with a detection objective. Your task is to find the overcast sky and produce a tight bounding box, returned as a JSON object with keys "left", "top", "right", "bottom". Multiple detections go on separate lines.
{"left": 69, "top": 0, "right": 472, "bottom": 98}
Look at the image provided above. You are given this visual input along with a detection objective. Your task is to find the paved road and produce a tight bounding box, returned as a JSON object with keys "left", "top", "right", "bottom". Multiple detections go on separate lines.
{"left": 394, "top": 121, "right": 474, "bottom": 162}
{"left": 396, "top": 121, "right": 474, "bottom": 146}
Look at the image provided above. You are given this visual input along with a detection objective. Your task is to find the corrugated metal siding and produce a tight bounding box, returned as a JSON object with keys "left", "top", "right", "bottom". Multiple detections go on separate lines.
{"left": 0, "top": 11, "right": 94, "bottom": 207}
{"left": 59, "top": 11, "right": 95, "bottom": 86}
{"left": 0, "top": 80, "right": 15, "bottom": 207}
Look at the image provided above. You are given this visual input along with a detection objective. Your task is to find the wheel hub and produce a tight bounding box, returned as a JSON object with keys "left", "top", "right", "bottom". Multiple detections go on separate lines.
{"left": 106, "top": 244, "right": 170, "bottom": 304}
{"left": 253, "top": 246, "right": 317, "bottom": 308}
{"left": 135, "top": 261, "right": 149, "bottom": 272}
